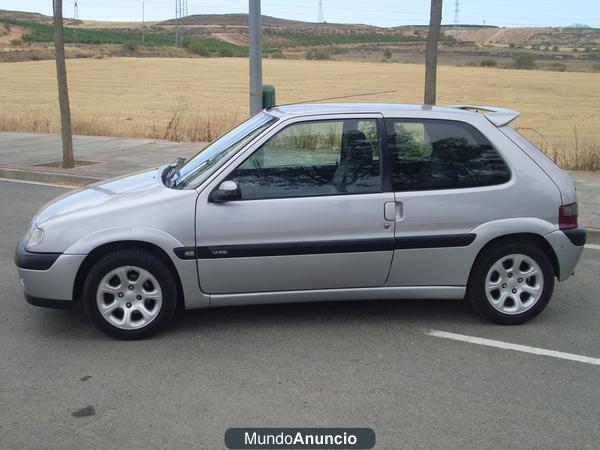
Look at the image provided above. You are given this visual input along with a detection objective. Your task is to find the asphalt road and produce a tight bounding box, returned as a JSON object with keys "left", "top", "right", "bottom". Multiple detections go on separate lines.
{"left": 1, "top": 179, "right": 599, "bottom": 449}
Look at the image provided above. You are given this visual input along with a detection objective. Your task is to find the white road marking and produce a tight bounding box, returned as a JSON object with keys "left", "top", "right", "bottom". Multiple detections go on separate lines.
{"left": 0, "top": 178, "right": 74, "bottom": 188}
{"left": 584, "top": 244, "right": 600, "bottom": 250}
{"left": 427, "top": 330, "right": 600, "bottom": 366}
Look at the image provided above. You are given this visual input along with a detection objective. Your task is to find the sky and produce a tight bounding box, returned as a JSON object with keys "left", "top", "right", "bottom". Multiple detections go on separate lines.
{"left": 2, "top": 0, "right": 599, "bottom": 28}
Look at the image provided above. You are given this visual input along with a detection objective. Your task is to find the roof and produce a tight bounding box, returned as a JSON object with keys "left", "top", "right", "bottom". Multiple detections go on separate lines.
{"left": 268, "top": 103, "right": 520, "bottom": 127}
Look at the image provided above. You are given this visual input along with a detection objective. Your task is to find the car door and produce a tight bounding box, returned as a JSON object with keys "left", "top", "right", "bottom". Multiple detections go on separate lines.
{"left": 194, "top": 114, "right": 396, "bottom": 294}
{"left": 383, "top": 117, "right": 514, "bottom": 287}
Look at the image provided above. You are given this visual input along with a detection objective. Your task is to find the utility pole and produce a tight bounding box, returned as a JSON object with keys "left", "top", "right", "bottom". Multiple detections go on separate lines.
{"left": 73, "top": 1, "right": 78, "bottom": 41}
{"left": 482, "top": 19, "right": 486, "bottom": 48}
{"left": 318, "top": 0, "right": 324, "bottom": 23}
{"left": 175, "top": 0, "right": 182, "bottom": 47}
{"left": 424, "top": 0, "right": 443, "bottom": 105}
{"left": 249, "top": 0, "right": 263, "bottom": 115}
{"left": 142, "top": 1, "right": 145, "bottom": 45}
{"left": 53, "top": 0, "right": 74, "bottom": 168}
{"left": 453, "top": 0, "right": 459, "bottom": 41}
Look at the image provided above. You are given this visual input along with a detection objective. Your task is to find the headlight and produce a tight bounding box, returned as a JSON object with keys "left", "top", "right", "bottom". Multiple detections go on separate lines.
{"left": 24, "top": 224, "right": 45, "bottom": 248}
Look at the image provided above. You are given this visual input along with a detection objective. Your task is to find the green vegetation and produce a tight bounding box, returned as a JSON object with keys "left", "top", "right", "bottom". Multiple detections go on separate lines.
{"left": 513, "top": 54, "right": 537, "bottom": 69}
{"left": 268, "top": 49, "right": 285, "bottom": 59}
{"left": 2, "top": 18, "right": 175, "bottom": 46}
{"left": 182, "top": 37, "right": 245, "bottom": 56}
{"left": 217, "top": 48, "right": 234, "bottom": 57}
{"left": 1, "top": 19, "right": 424, "bottom": 53}
{"left": 271, "top": 31, "right": 424, "bottom": 47}
{"left": 0, "top": 18, "right": 247, "bottom": 54}
{"left": 548, "top": 62, "right": 567, "bottom": 72}
{"left": 305, "top": 48, "right": 331, "bottom": 60}
{"left": 383, "top": 49, "right": 392, "bottom": 59}
{"left": 480, "top": 58, "right": 498, "bottom": 67}
{"left": 123, "top": 41, "right": 139, "bottom": 52}
{"left": 183, "top": 40, "right": 209, "bottom": 56}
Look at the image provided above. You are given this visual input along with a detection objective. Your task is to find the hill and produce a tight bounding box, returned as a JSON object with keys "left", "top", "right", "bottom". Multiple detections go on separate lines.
{"left": 0, "top": 9, "right": 598, "bottom": 72}
{"left": 0, "top": 9, "right": 52, "bottom": 23}
{"left": 159, "top": 13, "right": 380, "bottom": 32}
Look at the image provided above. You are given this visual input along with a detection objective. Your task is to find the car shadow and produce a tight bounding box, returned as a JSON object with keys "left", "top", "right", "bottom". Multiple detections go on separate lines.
{"left": 172, "top": 297, "right": 480, "bottom": 334}
{"left": 28, "top": 297, "right": 481, "bottom": 341}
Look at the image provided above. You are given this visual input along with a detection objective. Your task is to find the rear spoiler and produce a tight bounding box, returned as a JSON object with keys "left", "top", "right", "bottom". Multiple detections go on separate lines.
{"left": 446, "top": 105, "right": 520, "bottom": 127}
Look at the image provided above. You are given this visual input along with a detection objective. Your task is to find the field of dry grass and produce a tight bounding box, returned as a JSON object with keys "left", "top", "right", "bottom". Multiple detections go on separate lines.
{"left": 0, "top": 57, "right": 598, "bottom": 169}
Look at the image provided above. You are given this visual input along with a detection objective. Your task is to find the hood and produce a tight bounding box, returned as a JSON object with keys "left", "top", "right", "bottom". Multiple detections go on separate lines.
{"left": 30, "top": 167, "right": 199, "bottom": 254}
{"left": 35, "top": 168, "right": 164, "bottom": 226}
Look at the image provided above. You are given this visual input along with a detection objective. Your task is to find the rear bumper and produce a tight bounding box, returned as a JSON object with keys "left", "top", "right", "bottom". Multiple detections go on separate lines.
{"left": 15, "top": 239, "right": 85, "bottom": 303}
{"left": 545, "top": 227, "right": 586, "bottom": 281}
{"left": 562, "top": 226, "right": 586, "bottom": 246}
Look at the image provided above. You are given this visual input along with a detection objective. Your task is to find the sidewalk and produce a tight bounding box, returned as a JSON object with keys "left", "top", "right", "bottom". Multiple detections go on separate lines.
{"left": 0, "top": 132, "right": 205, "bottom": 182}
{"left": 0, "top": 132, "right": 598, "bottom": 230}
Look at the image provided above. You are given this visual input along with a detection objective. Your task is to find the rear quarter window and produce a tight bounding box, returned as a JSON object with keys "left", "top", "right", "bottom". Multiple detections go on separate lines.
{"left": 386, "top": 119, "right": 511, "bottom": 191}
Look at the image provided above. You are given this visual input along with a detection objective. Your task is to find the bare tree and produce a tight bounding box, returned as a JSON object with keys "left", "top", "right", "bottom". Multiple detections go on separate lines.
{"left": 52, "top": 0, "right": 74, "bottom": 168}
{"left": 424, "top": 0, "right": 443, "bottom": 105}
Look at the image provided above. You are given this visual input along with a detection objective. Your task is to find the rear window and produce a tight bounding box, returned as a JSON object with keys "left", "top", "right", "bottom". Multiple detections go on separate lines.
{"left": 386, "top": 119, "right": 511, "bottom": 191}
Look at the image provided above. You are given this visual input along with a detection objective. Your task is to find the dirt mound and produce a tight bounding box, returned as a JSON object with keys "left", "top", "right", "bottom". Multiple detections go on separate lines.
{"left": 445, "top": 26, "right": 600, "bottom": 47}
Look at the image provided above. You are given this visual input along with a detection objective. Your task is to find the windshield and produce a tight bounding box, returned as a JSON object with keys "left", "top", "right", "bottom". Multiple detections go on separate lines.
{"left": 170, "top": 112, "right": 276, "bottom": 189}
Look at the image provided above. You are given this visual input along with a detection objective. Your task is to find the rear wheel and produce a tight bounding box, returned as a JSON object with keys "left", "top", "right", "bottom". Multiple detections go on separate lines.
{"left": 467, "top": 241, "right": 555, "bottom": 325}
{"left": 83, "top": 248, "right": 177, "bottom": 339}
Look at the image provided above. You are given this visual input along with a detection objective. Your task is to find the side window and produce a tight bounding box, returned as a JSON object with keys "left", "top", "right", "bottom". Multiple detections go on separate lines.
{"left": 386, "top": 119, "right": 511, "bottom": 191}
{"left": 229, "top": 119, "right": 381, "bottom": 199}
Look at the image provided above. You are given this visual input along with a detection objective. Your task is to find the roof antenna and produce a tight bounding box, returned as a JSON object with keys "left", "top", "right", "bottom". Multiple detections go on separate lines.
{"left": 273, "top": 90, "right": 397, "bottom": 109}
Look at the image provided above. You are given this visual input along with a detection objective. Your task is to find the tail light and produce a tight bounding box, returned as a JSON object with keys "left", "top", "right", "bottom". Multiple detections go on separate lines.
{"left": 559, "top": 203, "right": 578, "bottom": 230}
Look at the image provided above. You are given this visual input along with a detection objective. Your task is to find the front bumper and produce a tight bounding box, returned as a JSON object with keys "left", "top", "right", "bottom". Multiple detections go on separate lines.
{"left": 545, "top": 226, "right": 586, "bottom": 281}
{"left": 15, "top": 239, "right": 86, "bottom": 306}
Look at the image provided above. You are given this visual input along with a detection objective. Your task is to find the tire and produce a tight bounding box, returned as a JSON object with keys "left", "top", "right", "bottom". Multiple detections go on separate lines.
{"left": 466, "top": 241, "right": 555, "bottom": 325}
{"left": 83, "top": 248, "right": 178, "bottom": 339}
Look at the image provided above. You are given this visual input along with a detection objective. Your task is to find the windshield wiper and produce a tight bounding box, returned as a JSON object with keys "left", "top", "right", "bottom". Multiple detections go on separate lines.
{"left": 162, "top": 157, "right": 186, "bottom": 187}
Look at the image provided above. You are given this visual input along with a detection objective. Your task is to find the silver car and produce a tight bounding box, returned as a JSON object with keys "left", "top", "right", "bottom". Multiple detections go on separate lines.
{"left": 15, "top": 103, "right": 586, "bottom": 339}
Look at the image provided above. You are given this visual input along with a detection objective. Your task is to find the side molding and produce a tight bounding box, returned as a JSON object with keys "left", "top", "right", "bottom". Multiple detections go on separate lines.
{"left": 174, "top": 234, "right": 476, "bottom": 260}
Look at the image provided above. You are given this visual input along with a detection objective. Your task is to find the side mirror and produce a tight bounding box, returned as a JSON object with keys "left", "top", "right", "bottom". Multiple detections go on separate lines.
{"left": 209, "top": 180, "right": 241, "bottom": 203}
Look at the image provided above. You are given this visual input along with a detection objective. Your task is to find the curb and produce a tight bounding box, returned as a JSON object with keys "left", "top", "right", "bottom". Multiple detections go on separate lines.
{"left": 586, "top": 227, "right": 600, "bottom": 245}
{"left": 0, "top": 167, "right": 104, "bottom": 187}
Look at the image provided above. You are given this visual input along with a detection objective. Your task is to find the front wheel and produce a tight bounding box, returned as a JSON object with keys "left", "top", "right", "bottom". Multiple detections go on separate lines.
{"left": 83, "top": 248, "right": 178, "bottom": 339}
{"left": 466, "top": 242, "right": 555, "bottom": 325}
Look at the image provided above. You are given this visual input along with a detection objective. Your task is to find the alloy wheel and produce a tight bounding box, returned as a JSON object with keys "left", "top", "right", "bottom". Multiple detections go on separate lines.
{"left": 485, "top": 254, "right": 544, "bottom": 315}
{"left": 96, "top": 266, "right": 163, "bottom": 330}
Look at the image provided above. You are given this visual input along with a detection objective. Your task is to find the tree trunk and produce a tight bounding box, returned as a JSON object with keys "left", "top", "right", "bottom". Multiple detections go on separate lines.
{"left": 424, "top": 0, "right": 443, "bottom": 105}
{"left": 53, "top": 0, "right": 74, "bottom": 168}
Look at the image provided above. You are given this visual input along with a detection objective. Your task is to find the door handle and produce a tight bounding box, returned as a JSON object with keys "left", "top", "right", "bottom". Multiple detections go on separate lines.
{"left": 384, "top": 201, "right": 403, "bottom": 221}
{"left": 384, "top": 202, "right": 395, "bottom": 221}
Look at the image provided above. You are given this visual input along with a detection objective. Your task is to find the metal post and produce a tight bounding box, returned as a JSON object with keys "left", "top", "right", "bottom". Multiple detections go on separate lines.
{"left": 249, "top": 0, "right": 263, "bottom": 115}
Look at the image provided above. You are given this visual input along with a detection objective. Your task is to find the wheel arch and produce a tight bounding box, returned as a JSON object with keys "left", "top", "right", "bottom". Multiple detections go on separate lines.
{"left": 470, "top": 233, "right": 560, "bottom": 281}
{"left": 72, "top": 240, "right": 185, "bottom": 309}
